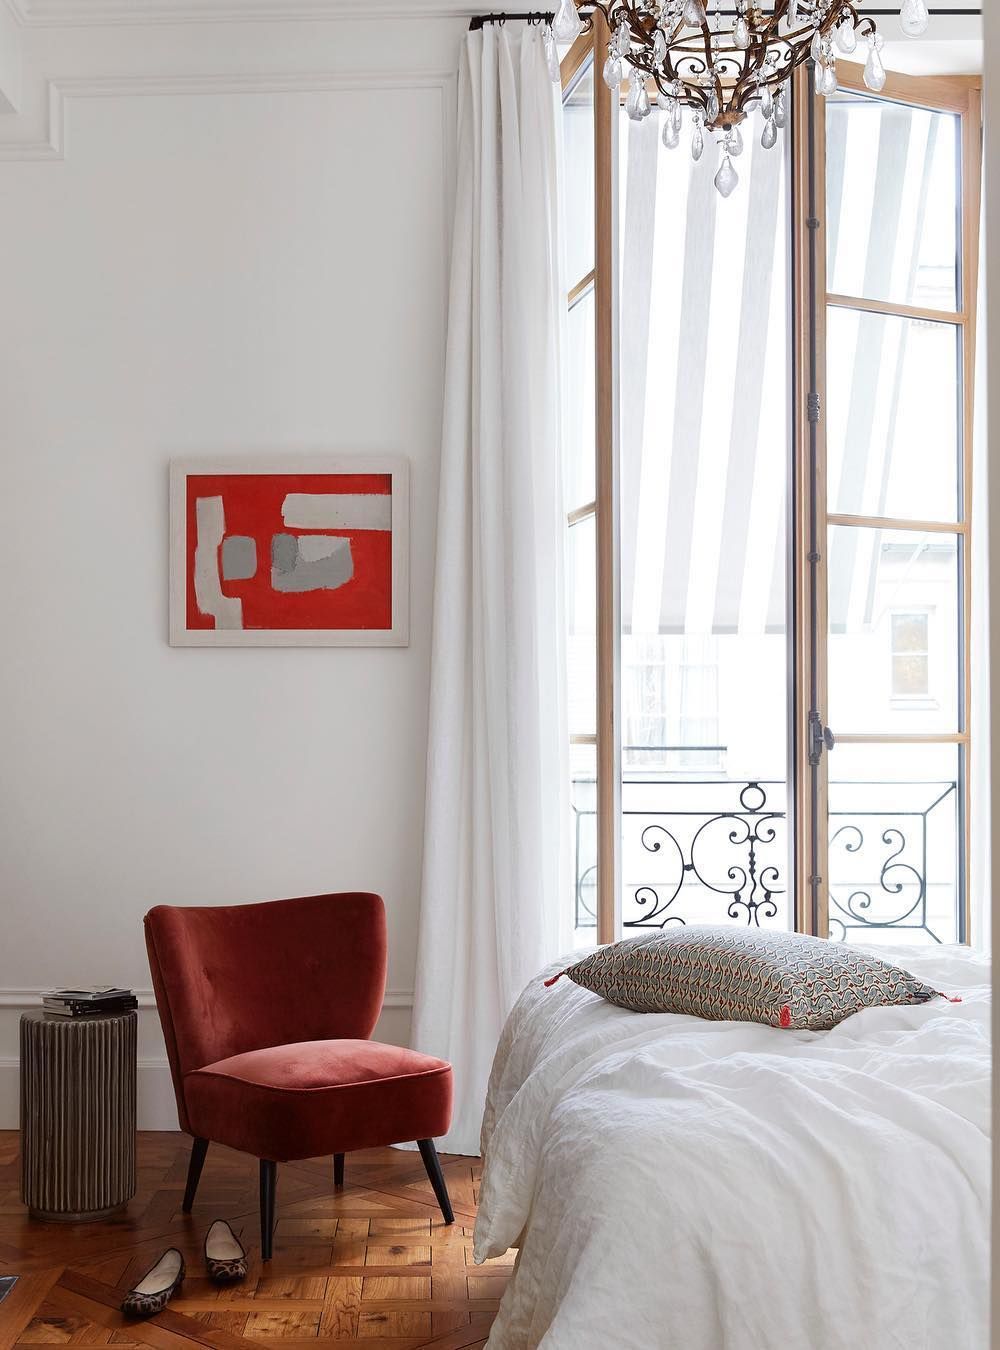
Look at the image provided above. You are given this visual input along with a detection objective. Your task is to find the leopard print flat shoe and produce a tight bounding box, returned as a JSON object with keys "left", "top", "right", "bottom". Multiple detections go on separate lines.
{"left": 204, "top": 1220, "right": 248, "bottom": 1283}
{"left": 120, "top": 1248, "right": 185, "bottom": 1317}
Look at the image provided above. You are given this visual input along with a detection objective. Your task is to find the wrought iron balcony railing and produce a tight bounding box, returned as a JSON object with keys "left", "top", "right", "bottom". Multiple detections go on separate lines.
{"left": 573, "top": 761, "right": 959, "bottom": 944}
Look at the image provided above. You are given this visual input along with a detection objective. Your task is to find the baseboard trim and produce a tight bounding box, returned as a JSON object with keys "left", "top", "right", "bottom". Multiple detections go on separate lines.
{"left": 0, "top": 1056, "right": 178, "bottom": 1131}
{"left": 0, "top": 993, "right": 414, "bottom": 1130}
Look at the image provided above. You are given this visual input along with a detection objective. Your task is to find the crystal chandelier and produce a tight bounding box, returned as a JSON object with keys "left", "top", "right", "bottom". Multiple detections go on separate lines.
{"left": 548, "top": 0, "right": 929, "bottom": 195}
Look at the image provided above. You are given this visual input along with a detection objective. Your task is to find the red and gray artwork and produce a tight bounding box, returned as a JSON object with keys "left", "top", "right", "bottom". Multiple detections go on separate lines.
{"left": 185, "top": 473, "right": 392, "bottom": 631}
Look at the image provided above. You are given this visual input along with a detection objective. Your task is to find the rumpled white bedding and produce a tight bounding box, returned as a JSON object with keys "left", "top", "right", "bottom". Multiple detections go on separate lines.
{"left": 474, "top": 943, "right": 990, "bottom": 1350}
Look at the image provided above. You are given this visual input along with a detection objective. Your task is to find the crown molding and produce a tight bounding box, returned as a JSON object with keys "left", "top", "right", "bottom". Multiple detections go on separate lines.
{"left": 6, "top": 0, "right": 494, "bottom": 26}
{"left": 0, "top": 986, "right": 415, "bottom": 1009}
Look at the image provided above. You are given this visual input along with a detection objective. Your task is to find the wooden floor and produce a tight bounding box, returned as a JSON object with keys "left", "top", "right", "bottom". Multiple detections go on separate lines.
{"left": 0, "top": 1132, "right": 510, "bottom": 1349}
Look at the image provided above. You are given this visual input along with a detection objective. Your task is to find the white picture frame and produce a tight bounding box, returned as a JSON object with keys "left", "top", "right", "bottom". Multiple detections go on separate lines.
{"left": 169, "top": 455, "right": 409, "bottom": 647}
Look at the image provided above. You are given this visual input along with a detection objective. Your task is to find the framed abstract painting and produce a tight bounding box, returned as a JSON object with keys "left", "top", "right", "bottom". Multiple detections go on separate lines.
{"left": 169, "top": 456, "right": 409, "bottom": 646}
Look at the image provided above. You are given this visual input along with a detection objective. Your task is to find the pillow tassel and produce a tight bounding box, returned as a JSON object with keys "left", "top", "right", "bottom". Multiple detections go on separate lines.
{"left": 543, "top": 971, "right": 566, "bottom": 988}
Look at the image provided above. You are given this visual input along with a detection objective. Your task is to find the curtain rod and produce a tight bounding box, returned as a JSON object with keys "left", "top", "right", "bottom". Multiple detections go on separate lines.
{"left": 682, "top": 6, "right": 981, "bottom": 10}
{"left": 469, "top": 4, "right": 977, "bottom": 22}
{"left": 469, "top": 11, "right": 554, "bottom": 29}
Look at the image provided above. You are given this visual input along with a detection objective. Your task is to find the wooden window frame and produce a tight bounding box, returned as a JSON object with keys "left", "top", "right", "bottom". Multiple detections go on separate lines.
{"left": 793, "top": 61, "right": 983, "bottom": 942}
{"left": 563, "top": 36, "right": 982, "bottom": 946}
{"left": 562, "top": 19, "right": 620, "bottom": 945}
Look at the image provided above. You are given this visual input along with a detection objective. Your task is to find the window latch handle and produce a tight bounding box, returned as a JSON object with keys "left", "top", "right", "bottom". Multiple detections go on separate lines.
{"left": 808, "top": 712, "right": 835, "bottom": 766}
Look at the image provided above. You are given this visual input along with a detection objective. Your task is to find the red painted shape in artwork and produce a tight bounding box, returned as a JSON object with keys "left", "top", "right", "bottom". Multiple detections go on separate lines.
{"left": 185, "top": 473, "right": 392, "bottom": 631}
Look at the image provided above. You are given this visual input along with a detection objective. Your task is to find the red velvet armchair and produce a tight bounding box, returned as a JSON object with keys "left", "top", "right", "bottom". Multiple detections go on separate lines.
{"left": 144, "top": 893, "right": 454, "bottom": 1259}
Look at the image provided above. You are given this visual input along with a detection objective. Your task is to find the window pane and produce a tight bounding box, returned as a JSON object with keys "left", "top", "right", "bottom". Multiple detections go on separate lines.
{"left": 892, "top": 654, "right": 929, "bottom": 698}
{"left": 891, "top": 613, "right": 929, "bottom": 653}
{"left": 564, "top": 287, "right": 596, "bottom": 510}
{"left": 617, "top": 105, "right": 791, "bottom": 934}
{"left": 828, "top": 525, "right": 959, "bottom": 732}
{"left": 567, "top": 513, "right": 596, "bottom": 736}
{"left": 562, "top": 62, "right": 594, "bottom": 289}
{"left": 826, "top": 308, "right": 961, "bottom": 523}
{"left": 827, "top": 92, "right": 959, "bottom": 312}
{"left": 828, "top": 742, "right": 960, "bottom": 945}
{"left": 570, "top": 742, "right": 598, "bottom": 947}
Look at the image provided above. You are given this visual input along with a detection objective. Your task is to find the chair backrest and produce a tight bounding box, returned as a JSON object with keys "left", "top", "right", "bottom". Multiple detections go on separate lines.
{"left": 145, "top": 893, "right": 387, "bottom": 1131}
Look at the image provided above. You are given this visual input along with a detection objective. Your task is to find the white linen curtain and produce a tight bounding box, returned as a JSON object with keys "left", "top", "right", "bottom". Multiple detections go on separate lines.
{"left": 410, "top": 24, "right": 569, "bottom": 1156}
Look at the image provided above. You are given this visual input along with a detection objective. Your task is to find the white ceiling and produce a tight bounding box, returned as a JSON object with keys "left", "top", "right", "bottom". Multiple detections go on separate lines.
{"left": 2, "top": 0, "right": 982, "bottom": 71}
{"left": 883, "top": 37, "right": 982, "bottom": 75}
{"left": 876, "top": 11, "right": 983, "bottom": 75}
{"left": 7, "top": 2, "right": 981, "bottom": 28}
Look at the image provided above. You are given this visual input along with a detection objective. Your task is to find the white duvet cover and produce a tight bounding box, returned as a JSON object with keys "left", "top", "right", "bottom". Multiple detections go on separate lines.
{"left": 474, "top": 943, "right": 990, "bottom": 1350}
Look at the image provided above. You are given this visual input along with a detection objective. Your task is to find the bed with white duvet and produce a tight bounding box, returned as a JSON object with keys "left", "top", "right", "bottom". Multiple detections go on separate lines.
{"left": 474, "top": 943, "right": 990, "bottom": 1350}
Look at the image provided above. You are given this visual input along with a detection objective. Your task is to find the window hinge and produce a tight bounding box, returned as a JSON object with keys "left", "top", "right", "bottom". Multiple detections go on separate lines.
{"left": 808, "top": 711, "right": 835, "bottom": 766}
{"left": 807, "top": 391, "right": 821, "bottom": 423}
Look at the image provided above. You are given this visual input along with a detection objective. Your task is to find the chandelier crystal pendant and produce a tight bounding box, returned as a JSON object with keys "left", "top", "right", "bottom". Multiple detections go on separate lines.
{"left": 550, "top": 0, "right": 929, "bottom": 195}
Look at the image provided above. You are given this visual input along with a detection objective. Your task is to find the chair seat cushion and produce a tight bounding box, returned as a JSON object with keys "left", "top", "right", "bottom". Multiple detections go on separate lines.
{"left": 184, "top": 1040, "right": 453, "bottom": 1161}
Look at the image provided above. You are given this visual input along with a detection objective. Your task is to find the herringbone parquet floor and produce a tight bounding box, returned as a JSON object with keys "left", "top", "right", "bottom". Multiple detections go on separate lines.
{"left": 0, "top": 1132, "right": 511, "bottom": 1350}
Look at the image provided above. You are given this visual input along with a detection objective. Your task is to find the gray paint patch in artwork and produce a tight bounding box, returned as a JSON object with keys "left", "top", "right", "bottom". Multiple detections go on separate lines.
{"left": 271, "top": 534, "right": 354, "bottom": 593}
{"left": 222, "top": 535, "right": 257, "bottom": 581}
{"left": 271, "top": 533, "right": 299, "bottom": 575}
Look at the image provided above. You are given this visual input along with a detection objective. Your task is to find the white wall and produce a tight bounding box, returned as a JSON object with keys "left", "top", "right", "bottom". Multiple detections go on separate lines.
{"left": 0, "top": 0, "right": 471, "bottom": 1128}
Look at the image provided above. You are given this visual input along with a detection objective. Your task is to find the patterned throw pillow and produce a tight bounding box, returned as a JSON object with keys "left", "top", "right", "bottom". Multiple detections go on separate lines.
{"left": 544, "top": 926, "right": 952, "bottom": 1030}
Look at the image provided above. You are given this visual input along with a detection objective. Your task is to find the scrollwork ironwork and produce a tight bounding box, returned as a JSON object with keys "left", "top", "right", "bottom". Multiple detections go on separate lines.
{"left": 572, "top": 776, "right": 958, "bottom": 942}
{"left": 573, "top": 779, "right": 789, "bottom": 931}
{"left": 633, "top": 782, "right": 785, "bottom": 929}
{"left": 828, "top": 818, "right": 938, "bottom": 939}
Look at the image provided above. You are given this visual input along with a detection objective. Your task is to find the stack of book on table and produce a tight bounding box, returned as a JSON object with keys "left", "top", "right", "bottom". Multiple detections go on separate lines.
{"left": 42, "top": 987, "right": 138, "bottom": 1017}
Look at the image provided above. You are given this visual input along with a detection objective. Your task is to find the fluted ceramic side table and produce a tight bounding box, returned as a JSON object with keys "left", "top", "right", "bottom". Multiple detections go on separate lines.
{"left": 20, "top": 1010, "right": 137, "bottom": 1222}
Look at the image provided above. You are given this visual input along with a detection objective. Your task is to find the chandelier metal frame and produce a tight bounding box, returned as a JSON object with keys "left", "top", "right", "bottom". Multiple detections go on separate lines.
{"left": 602, "top": 2, "right": 874, "bottom": 130}
{"left": 544, "top": 0, "right": 929, "bottom": 192}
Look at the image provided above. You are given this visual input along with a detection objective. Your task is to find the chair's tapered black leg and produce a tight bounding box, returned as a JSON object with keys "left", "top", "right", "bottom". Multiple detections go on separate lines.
{"left": 417, "top": 1139, "right": 454, "bottom": 1225}
{"left": 182, "top": 1137, "right": 209, "bottom": 1213}
{"left": 259, "top": 1160, "right": 277, "bottom": 1260}
{"left": 333, "top": 1153, "right": 345, "bottom": 1187}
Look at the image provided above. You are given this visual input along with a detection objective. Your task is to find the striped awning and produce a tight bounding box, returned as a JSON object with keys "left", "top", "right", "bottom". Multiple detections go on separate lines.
{"left": 825, "top": 95, "right": 954, "bottom": 635}
{"left": 619, "top": 110, "right": 788, "bottom": 638}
